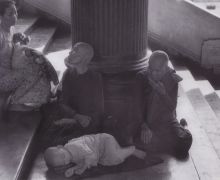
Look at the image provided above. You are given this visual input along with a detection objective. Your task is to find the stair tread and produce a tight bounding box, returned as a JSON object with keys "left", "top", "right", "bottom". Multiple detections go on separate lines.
{"left": 215, "top": 90, "right": 220, "bottom": 97}
{"left": 177, "top": 86, "right": 220, "bottom": 179}
{"left": 0, "top": 113, "right": 41, "bottom": 180}
{"left": 205, "top": 92, "right": 220, "bottom": 120}
{"left": 46, "top": 50, "right": 70, "bottom": 80}
{"left": 46, "top": 32, "right": 71, "bottom": 80}
{"left": 176, "top": 68, "right": 215, "bottom": 96}
{"left": 196, "top": 80, "right": 215, "bottom": 96}
{"left": 15, "top": 15, "right": 38, "bottom": 34}
{"left": 186, "top": 88, "right": 220, "bottom": 158}
{"left": 28, "top": 24, "right": 57, "bottom": 53}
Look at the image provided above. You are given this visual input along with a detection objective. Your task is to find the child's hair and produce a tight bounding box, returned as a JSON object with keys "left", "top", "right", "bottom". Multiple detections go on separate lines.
{"left": 44, "top": 147, "right": 60, "bottom": 167}
{"left": 149, "top": 50, "right": 169, "bottom": 67}
{"left": 0, "top": 0, "right": 15, "bottom": 16}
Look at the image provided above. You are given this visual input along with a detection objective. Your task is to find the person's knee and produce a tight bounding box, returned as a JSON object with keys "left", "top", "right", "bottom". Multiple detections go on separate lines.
{"left": 175, "top": 130, "right": 192, "bottom": 158}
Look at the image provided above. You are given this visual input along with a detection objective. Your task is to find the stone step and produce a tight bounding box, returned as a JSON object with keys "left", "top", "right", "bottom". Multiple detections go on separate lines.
{"left": 0, "top": 17, "right": 55, "bottom": 180}
{"left": 196, "top": 80, "right": 215, "bottom": 96}
{"left": 205, "top": 92, "right": 220, "bottom": 121}
{"left": 177, "top": 86, "right": 220, "bottom": 179}
{"left": 28, "top": 19, "right": 57, "bottom": 53}
{"left": 216, "top": 90, "right": 220, "bottom": 97}
{"left": 186, "top": 88, "right": 220, "bottom": 158}
{"left": 0, "top": 112, "right": 41, "bottom": 180}
{"left": 0, "top": 12, "right": 41, "bottom": 180}
{"left": 14, "top": 14, "right": 39, "bottom": 34}
{"left": 45, "top": 29, "right": 71, "bottom": 80}
{"left": 170, "top": 58, "right": 215, "bottom": 96}
{"left": 171, "top": 60, "right": 220, "bottom": 128}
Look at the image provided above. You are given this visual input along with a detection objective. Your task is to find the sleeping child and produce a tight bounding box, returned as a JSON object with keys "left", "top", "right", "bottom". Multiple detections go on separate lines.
{"left": 138, "top": 50, "right": 192, "bottom": 158}
{"left": 44, "top": 133, "right": 146, "bottom": 178}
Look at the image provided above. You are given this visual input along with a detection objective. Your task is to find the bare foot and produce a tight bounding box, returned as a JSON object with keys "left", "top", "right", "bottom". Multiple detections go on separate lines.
{"left": 133, "top": 149, "right": 146, "bottom": 159}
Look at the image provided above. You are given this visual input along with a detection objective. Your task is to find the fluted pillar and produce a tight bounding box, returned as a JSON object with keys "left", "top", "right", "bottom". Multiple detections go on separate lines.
{"left": 71, "top": 0, "right": 149, "bottom": 145}
{"left": 71, "top": 0, "right": 149, "bottom": 73}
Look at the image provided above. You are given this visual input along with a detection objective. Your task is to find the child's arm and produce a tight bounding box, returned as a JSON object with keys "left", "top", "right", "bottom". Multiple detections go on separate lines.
{"left": 84, "top": 153, "right": 98, "bottom": 168}
{"left": 66, "top": 156, "right": 96, "bottom": 177}
{"left": 64, "top": 162, "right": 87, "bottom": 177}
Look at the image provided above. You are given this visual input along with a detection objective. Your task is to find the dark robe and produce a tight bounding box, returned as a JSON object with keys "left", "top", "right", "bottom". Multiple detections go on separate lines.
{"left": 136, "top": 68, "right": 192, "bottom": 157}
{"left": 61, "top": 69, "right": 104, "bottom": 133}
{"left": 39, "top": 69, "right": 104, "bottom": 148}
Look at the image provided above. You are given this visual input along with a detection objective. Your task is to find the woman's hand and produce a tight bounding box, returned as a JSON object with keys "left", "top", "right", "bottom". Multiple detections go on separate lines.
{"left": 13, "top": 33, "right": 30, "bottom": 45}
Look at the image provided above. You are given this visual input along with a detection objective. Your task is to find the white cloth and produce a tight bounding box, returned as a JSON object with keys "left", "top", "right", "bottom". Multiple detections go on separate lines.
{"left": 64, "top": 133, "right": 133, "bottom": 167}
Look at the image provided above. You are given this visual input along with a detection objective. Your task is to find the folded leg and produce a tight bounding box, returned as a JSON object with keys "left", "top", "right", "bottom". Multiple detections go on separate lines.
{"left": 100, "top": 134, "right": 136, "bottom": 165}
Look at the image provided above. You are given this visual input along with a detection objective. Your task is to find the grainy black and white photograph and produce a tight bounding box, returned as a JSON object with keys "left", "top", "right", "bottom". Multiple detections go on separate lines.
{"left": 1, "top": 0, "right": 220, "bottom": 179}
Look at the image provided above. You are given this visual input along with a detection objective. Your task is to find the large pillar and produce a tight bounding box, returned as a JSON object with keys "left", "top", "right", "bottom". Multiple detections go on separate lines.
{"left": 71, "top": 0, "right": 149, "bottom": 145}
{"left": 71, "top": 0, "right": 149, "bottom": 73}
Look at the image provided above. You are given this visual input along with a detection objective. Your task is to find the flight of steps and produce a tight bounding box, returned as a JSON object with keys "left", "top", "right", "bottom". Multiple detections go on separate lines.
{"left": 2, "top": 10, "right": 220, "bottom": 180}
{"left": 169, "top": 57, "right": 220, "bottom": 179}
{"left": 0, "top": 12, "right": 71, "bottom": 180}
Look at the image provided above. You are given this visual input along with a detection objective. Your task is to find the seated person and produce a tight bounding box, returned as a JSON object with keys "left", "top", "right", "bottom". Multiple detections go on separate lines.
{"left": 0, "top": 45, "right": 58, "bottom": 114}
{"left": 137, "top": 50, "right": 192, "bottom": 158}
{"left": 60, "top": 42, "right": 104, "bottom": 134}
{"left": 0, "top": 0, "right": 30, "bottom": 119}
{"left": 44, "top": 133, "right": 146, "bottom": 178}
{"left": 40, "top": 42, "right": 104, "bottom": 147}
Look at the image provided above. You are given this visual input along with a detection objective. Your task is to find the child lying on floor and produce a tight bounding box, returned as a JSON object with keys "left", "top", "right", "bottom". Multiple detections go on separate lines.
{"left": 44, "top": 133, "right": 146, "bottom": 178}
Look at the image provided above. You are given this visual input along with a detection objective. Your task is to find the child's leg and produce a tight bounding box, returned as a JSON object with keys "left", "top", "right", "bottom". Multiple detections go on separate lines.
{"left": 102, "top": 134, "right": 136, "bottom": 164}
{"left": 132, "top": 149, "right": 146, "bottom": 159}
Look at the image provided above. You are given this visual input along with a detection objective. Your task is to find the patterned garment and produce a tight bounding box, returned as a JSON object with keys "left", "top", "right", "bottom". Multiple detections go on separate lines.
{"left": 9, "top": 46, "right": 59, "bottom": 106}
{"left": 0, "top": 44, "right": 59, "bottom": 107}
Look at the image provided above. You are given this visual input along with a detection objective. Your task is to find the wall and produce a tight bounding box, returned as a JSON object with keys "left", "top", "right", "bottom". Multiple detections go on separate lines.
{"left": 23, "top": 0, "right": 71, "bottom": 24}
{"left": 148, "top": 0, "right": 220, "bottom": 66}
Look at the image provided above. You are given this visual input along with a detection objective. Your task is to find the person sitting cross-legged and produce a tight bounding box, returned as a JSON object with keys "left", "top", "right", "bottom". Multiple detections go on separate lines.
{"left": 40, "top": 42, "right": 104, "bottom": 148}
{"left": 136, "top": 50, "right": 192, "bottom": 158}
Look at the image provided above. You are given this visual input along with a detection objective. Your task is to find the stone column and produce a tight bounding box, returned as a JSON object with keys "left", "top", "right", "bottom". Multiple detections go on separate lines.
{"left": 71, "top": 0, "right": 149, "bottom": 73}
{"left": 71, "top": 0, "right": 149, "bottom": 145}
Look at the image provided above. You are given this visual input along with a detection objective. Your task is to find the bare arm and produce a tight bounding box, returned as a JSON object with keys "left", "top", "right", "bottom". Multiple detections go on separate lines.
{"left": 64, "top": 162, "right": 87, "bottom": 177}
